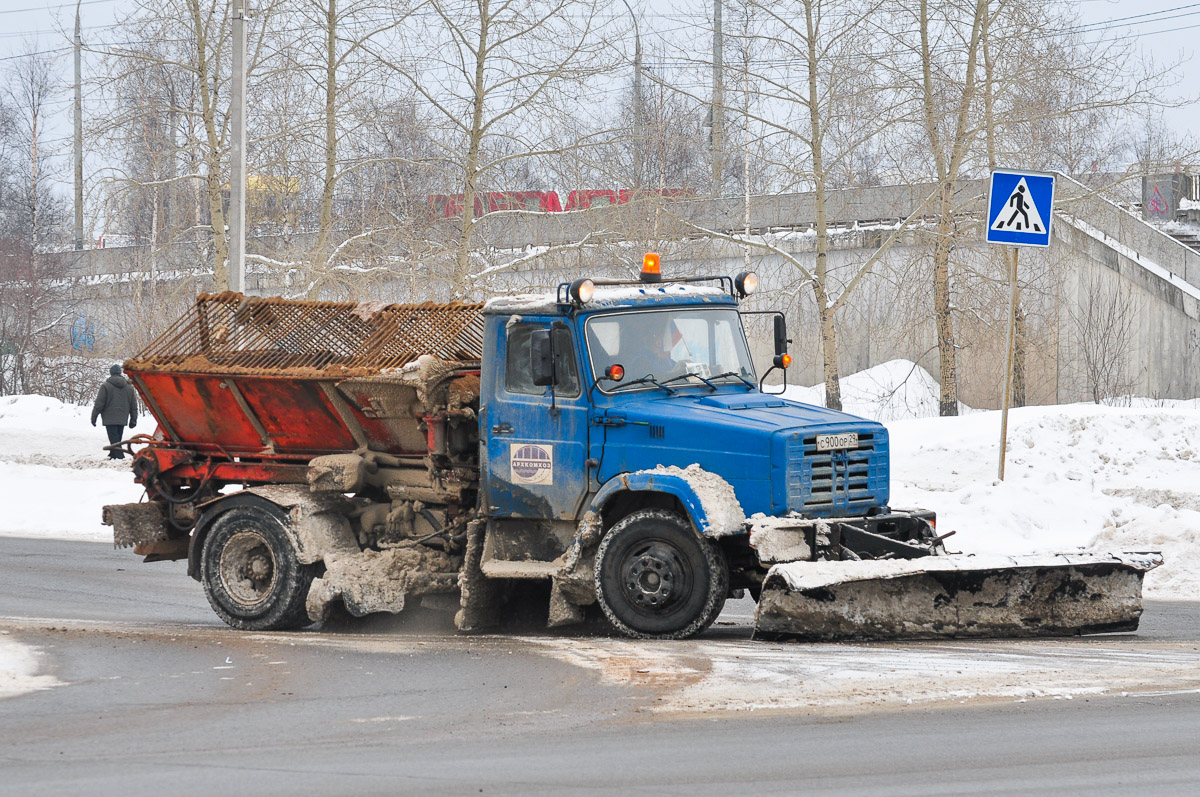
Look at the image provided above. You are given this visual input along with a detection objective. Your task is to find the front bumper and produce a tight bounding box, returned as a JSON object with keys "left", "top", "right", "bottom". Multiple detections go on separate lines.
{"left": 747, "top": 508, "right": 938, "bottom": 566}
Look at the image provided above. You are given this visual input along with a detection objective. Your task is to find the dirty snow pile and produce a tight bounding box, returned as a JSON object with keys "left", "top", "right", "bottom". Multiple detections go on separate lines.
{"left": 1, "top": 357, "right": 1199, "bottom": 599}
{"left": 0, "top": 395, "right": 142, "bottom": 541}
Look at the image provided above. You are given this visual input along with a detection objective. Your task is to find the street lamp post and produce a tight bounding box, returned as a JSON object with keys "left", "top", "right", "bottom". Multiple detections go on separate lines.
{"left": 619, "top": 0, "right": 644, "bottom": 188}
{"left": 229, "top": 0, "right": 248, "bottom": 293}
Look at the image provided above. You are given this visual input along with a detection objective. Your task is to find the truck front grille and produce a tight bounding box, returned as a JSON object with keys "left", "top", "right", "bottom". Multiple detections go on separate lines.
{"left": 785, "top": 431, "right": 883, "bottom": 515}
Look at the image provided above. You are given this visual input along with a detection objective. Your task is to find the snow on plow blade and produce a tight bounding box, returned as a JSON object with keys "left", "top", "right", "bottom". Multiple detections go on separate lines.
{"left": 753, "top": 552, "right": 1162, "bottom": 642}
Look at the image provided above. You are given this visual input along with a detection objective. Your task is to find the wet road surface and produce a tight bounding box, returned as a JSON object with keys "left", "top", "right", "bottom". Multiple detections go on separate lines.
{"left": 2, "top": 537, "right": 1199, "bottom": 796}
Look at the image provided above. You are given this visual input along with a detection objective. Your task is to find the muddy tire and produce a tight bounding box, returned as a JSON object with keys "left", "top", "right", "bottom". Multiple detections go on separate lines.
{"left": 200, "top": 506, "right": 316, "bottom": 631}
{"left": 594, "top": 509, "right": 728, "bottom": 640}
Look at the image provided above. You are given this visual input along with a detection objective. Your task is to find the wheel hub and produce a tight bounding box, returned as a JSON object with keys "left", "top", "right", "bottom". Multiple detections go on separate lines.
{"left": 622, "top": 542, "right": 687, "bottom": 611}
{"left": 219, "top": 531, "right": 277, "bottom": 606}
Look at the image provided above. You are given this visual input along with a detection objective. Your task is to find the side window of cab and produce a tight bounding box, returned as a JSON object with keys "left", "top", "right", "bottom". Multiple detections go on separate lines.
{"left": 505, "top": 323, "right": 581, "bottom": 397}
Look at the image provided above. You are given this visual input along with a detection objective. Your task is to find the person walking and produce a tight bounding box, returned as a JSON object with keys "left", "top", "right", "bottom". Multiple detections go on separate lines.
{"left": 92, "top": 364, "right": 138, "bottom": 459}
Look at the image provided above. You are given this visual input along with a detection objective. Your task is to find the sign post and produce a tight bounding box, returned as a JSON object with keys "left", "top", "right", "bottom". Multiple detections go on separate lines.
{"left": 986, "top": 169, "right": 1055, "bottom": 480}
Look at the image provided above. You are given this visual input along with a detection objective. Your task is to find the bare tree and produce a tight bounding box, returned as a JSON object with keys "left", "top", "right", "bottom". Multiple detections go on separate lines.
{"left": 94, "top": 0, "right": 285, "bottom": 289}
{"left": 366, "top": 0, "right": 617, "bottom": 295}
{"left": 1072, "top": 271, "right": 1136, "bottom": 405}
{"left": 666, "top": 0, "right": 914, "bottom": 410}
{"left": 0, "top": 50, "right": 77, "bottom": 398}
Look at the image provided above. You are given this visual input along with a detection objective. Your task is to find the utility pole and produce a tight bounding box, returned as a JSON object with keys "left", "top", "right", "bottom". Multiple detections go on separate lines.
{"left": 710, "top": 0, "right": 724, "bottom": 196}
{"left": 619, "top": 0, "right": 644, "bottom": 188}
{"left": 73, "top": 2, "right": 83, "bottom": 251}
{"left": 228, "top": 0, "right": 249, "bottom": 293}
{"left": 742, "top": 25, "right": 751, "bottom": 269}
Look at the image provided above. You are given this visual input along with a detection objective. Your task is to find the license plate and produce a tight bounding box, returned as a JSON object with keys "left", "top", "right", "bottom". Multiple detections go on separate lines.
{"left": 816, "top": 432, "right": 858, "bottom": 451}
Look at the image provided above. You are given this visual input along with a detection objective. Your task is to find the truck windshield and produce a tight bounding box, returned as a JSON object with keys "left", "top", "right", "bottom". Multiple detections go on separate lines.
{"left": 584, "top": 308, "right": 757, "bottom": 392}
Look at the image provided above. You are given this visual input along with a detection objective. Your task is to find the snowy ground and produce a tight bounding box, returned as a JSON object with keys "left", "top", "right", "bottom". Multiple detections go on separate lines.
{"left": 1, "top": 361, "right": 1197, "bottom": 599}
{"left": 0, "top": 396, "right": 142, "bottom": 542}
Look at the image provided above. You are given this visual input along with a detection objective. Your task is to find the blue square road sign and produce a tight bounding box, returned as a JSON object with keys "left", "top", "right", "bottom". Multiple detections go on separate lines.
{"left": 986, "top": 170, "right": 1055, "bottom": 248}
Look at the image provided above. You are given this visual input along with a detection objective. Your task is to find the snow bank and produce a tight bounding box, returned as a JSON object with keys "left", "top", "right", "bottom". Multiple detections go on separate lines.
{"left": 888, "top": 402, "right": 1200, "bottom": 599}
{"left": 0, "top": 635, "right": 62, "bottom": 699}
{"left": 0, "top": 395, "right": 143, "bottom": 541}
{"left": 779, "top": 363, "right": 1200, "bottom": 598}
{"left": 782, "top": 359, "right": 971, "bottom": 421}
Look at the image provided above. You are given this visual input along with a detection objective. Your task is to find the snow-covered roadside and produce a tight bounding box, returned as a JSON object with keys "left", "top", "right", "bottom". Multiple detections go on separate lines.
{"left": 782, "top": 360, "right": 1200, "bottom": 599}
{"left": 782, "top": 359, "right": 974, "bottom": 420}
{"left": 0, "top": 635, "right": 62, "bottom": 699}
{"left": 0, "top": 395, "right": 143, "bottom": 542}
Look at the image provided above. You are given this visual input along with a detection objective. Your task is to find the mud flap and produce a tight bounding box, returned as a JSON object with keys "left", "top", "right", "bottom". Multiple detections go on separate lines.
{"left": 104, "top": 502, "right": 171, "bottom": 549}
{"left": 753, "top": 552, "right": 1163, "bottom": 641}
{"left": 455, "top": 519, "right": 504, "bottom": 631}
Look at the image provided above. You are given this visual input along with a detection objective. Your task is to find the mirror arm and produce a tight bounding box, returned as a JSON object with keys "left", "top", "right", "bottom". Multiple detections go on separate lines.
{"left": 759, "top": 364, "right": 788, "bottom": 395}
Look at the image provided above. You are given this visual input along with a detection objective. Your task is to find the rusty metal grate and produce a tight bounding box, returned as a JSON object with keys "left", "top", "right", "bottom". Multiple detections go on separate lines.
{"left": 127, "top": 292, "right": 484, "bottom": 376}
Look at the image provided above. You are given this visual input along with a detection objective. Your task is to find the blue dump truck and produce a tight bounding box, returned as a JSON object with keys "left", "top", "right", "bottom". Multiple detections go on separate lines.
{"left": 104, "top": 259, "right": 1159, "bottom": 640}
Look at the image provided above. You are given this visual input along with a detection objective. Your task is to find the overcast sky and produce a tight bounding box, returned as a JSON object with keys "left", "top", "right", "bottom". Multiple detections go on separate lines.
{"left": 1, "top": 0, "right": 1196, "bottom": 192}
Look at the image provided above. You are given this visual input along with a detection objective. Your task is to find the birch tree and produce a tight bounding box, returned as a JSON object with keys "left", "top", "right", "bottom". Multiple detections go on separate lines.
{"left": 677, "top": 0, "right": 907, "bottom": 410}
{"left": 367, "top": 0, "right": 616, "bottom": 294}
{"left": 0, "top": 50, "right": 74, "bottom": 397}
{"left": 95, "top": 0, "right": 283, "bottom": 289}
{"left": 271, "top": 1, "right": 417, "bottom": 286}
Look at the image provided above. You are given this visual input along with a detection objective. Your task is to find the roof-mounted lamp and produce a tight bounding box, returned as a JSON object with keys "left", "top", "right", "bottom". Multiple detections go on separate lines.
{"left": 734, "top": 271, "right": 758, "bottom": 298}
{"left": 568, "top": 278, "right": 595, "bottom": 306}
{"left": 640, "top": 253, "right": 661, "bottom": 283}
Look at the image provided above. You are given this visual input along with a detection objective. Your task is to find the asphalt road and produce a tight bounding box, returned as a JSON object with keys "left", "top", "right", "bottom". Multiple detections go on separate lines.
{"left": 2, "top": 537, "right": 1199, "bottom": 796}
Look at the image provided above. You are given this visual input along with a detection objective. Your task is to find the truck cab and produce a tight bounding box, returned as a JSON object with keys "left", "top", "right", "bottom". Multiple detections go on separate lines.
{"left": 473, "top": 263, "right": 912, "bottom": 638}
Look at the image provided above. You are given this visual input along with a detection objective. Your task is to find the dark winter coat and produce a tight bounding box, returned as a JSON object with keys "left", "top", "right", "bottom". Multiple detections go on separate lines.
{"left": 92, "top": 375, "right": 139, "bottom": 426}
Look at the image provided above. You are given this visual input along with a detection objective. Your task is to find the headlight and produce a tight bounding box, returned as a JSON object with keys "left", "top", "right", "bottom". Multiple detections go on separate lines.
{"left": 735, "top": 271, "right": 758, "bottom": 297}
{"left": 568, "top": 278, "right": 595, "bottom": 305}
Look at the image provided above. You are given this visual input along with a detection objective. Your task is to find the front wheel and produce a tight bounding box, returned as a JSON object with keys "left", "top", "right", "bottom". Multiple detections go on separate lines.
{"left": 594, "top": 509, "right": 728, "bottom": 640}
{"left": 201, "top": 505, "right": 317, "bottom": 631}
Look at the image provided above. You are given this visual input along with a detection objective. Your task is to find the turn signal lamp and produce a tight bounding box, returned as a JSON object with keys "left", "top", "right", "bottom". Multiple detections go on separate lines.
{"left": 734, "top": 271, "right": 759, "bottom": 297}
{"left": 568, "top": 278, "right": 595, "bottom": 305}
{"left": 774, "top": 353, "right": 792, "bottom": 368}
{"left": 641, "top": 253, "right": 662, "bottom": 283}
{"left": 606, "top": 364, "right": 625, "bottom": 382}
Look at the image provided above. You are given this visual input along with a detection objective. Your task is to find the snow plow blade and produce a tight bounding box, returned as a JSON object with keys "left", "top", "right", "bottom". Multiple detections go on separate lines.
{"left": 752, "top": 552, "right": 1162, "bottom": 642}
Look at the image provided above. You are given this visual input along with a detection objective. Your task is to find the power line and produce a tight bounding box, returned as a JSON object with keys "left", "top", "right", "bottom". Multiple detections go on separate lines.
{"left": 0, "top": 0, "right": 119, "bottom": 15}
{"left": 1070, "top": 3, "right": 1200, "bottom": 31}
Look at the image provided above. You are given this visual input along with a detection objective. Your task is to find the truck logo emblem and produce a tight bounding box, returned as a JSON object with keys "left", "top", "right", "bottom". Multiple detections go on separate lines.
{"left": 510, "top": 444, "right": 553, "bottom": 485}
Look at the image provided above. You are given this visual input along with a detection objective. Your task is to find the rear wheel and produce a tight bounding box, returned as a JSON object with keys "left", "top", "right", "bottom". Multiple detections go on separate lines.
{"left": 201, "top": 506, "right": 316, "bottom": 631}
{"left": 594, "top": 509, "right": 728, "bottom": 639}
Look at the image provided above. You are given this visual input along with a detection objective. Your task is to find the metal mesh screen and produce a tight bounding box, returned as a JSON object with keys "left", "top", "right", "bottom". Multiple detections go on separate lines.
{"left": 128, "top": 292, "right": 484, "bottom": 376}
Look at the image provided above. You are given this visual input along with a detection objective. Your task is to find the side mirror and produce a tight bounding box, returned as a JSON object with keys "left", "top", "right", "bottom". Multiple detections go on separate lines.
{"left": 530, "top": 328, "right": 554, "bottom": 386}
{"left": 772, "top": 315, "right": 792, "bottom": 369}
{"left": 773, "top": 315, "right": 788, "bottom": 358}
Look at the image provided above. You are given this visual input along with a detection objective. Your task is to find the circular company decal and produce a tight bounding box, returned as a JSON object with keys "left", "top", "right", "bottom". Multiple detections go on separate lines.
{"left": 512, "top": 445, "right": 552, "bottom": 481}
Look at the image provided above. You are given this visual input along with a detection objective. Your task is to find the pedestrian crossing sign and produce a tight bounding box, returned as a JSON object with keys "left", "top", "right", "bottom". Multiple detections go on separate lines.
{"left": 986, "top": 169, "right": 1055, "bottom": 248}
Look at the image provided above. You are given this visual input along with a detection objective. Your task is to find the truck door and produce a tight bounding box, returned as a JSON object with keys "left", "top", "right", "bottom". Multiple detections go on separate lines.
{"left": 484, "top": 320, "right": 590, "bottom": 521}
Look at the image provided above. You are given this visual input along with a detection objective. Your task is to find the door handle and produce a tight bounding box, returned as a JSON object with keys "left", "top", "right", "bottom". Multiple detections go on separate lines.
{"left": 491, "top": 422, "right": 514, "bottom": 435}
